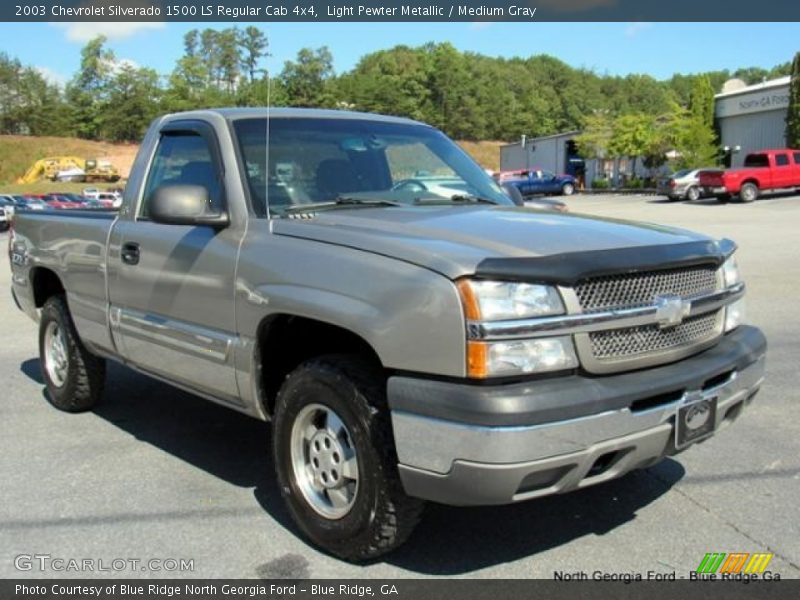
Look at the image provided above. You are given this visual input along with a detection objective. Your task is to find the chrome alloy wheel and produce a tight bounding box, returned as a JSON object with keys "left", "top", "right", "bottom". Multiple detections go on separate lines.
{"left": 44, "top": 321, "right": 69, "bottom": 387}
{"left": 290, "top": 403, "right": 359, "bottom": 519}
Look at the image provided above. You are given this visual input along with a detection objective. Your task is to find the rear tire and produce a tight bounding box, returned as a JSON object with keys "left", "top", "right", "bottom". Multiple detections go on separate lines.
{"left": 739, "top": 183, "right": 759, "bottom": 203}
{"left": 272, "top": 354, "right": 424, "bottom": 562}
{"left": 686, "top": 186, "right": 701, "bottom": 202}
{"left": 39, "top": 295, "right": 106, "bottom": 412}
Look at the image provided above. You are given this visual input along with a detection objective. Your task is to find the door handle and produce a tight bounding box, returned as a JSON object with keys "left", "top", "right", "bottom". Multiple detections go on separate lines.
{"left": 121, "top": 242, "right": 140, "bottom": 265}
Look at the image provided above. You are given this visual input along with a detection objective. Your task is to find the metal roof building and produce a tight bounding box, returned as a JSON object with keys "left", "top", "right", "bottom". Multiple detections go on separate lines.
{"left": 715, "top": 76, "right": 791, "bottom": 167}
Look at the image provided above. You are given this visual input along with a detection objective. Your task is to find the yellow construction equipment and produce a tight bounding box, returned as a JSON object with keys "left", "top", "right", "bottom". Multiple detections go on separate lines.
{"left": 16, "top": 156, "right": 120, "bottom": 184}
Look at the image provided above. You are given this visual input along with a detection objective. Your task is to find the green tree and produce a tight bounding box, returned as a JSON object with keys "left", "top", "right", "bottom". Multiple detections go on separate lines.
{"left": 103, "top": 64, "right": 161, "bottom": 141}
{"left": 666, "top": 75, "right": 720, "bottom": 169}
{"left": 0, "top": 53, "right": 72, "bottom": 136}
{"left": 786, "top": 52, "right": 800, "bottom": 148}
{"left": 671, "top": 105, "right": 719, "bottom": 169}
{"left": 239, "top": 26, "right": 269, "bottom": 83}
{"left": 66, "top": 36, "right": 114, "bottom": 139}
{"left": 575, "top": 111, "right": 614, "bottom": 161}
{"left": 280, "top": 47, "right": 336, "bottom": 108}
{"left": 216, "top": 28, "right": 241, "bottom": 93}
{"left": 689, "top": 75, "right": 715, "bottom": 128}
{"left": 608, "top": 113, "right": 655, "bottom": 175}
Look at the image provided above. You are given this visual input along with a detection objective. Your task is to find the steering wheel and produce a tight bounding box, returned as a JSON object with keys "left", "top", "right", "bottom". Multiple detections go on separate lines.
{"left": 391, "top": 179, "right": 428, "bottom": 193}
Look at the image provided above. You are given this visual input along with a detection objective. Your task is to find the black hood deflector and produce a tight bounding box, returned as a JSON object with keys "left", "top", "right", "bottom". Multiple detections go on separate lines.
{"left": 474, "top": 239, "right": 736, "bottom": 286}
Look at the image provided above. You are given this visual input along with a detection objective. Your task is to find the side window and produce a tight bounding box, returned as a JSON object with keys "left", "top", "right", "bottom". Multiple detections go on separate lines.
{"left": 775, "top": 154, "right": 790, "bottom": 167}
{"left": 141, "top": 133, "right": 222, "bottom": 217}
{"left": 793, "top": 152, "right": 800, "bottom": 165}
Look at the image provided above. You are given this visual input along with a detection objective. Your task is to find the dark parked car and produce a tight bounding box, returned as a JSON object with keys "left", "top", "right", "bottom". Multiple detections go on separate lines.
{"left": 498, "top": 168, "right": 577, "bottom": 197}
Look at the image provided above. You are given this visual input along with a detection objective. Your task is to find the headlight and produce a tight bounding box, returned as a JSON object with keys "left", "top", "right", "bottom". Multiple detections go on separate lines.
{"left": 720, "top": 255, "right": 744, "bottom": 332}
{"left": 725, "top": 298, "right": 745, "bottom": 332}
{"left": 467, "top": 337, "right": 578, "bottom": 378}
{"left": 458, "top": 279, "right": 564, "bottom": 321}
{"left": 720, "top": 255, "right": 740, "bottom": 287}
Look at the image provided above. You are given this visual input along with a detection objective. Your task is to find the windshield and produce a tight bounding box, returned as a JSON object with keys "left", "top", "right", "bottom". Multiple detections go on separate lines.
{"left": 672, "top": 169, "right": 691, "bottom": 178}
{"left": 233, "top": 117, "right": 512, "bottom": 217}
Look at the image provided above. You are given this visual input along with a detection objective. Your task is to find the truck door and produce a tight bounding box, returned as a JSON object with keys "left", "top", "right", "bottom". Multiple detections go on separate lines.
{"left": 107, "top": 120, "right": 243, "bottom": 404}
{"left": 773, "top": 152, "right": 793, "bottom": 188}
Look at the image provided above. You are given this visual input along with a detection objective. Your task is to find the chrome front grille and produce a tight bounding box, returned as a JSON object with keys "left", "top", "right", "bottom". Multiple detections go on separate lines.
{"left": 571, "top": 265, "right": 724, "bottom": 373}
{"left": 575, "top": 266, "right": 719, "bottom": 313}
{"left": 588, "top": 311, "right": 722, "bottom": 360}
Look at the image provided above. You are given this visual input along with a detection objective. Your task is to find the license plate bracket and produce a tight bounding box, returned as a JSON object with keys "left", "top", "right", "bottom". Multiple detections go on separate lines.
{"left": 675, "top": 396, "right": 718, "bottom": 449}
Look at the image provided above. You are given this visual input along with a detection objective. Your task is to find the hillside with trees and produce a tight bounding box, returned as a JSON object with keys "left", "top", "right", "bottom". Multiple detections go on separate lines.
{"left": 0, "top": 29, "right": 793, "bottom": 171}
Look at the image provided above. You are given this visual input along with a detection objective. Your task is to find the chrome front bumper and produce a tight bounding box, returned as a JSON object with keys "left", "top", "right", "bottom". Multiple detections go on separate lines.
{"left": 390, "top": 327, "right": 766, "bottom": 505}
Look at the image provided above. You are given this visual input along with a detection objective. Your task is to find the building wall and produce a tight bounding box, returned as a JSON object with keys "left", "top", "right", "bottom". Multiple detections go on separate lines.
{"left": 718, "top": 110, "right": 787, "bottom": 167}
{"left": 715, "top": 79, "right": 790, "bottom": 167}
{"left": 500, "top": 134, "right": 572, "bottom": 174}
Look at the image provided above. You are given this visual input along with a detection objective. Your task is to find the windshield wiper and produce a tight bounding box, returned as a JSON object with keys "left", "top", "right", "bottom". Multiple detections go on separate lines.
{"left": 282, "top": 196, "right": 403, "bottom": 214}
{"left": 414, "top": 194, "right": 498, "bottom": 206}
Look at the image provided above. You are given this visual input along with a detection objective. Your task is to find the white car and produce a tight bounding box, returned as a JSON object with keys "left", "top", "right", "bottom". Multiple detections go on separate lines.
{"left": 1, "top": 194, "right": 17, "bottom": 216}
{"left": 0, "top": 196, "right": 14, "bottom": 230}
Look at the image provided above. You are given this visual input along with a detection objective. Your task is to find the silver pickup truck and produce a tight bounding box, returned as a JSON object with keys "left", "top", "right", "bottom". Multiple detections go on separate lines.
{"left": 9, "top": 108, "right": 766, "bottom": 561}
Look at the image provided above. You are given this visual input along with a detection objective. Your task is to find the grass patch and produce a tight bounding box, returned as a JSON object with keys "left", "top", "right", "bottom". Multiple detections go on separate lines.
{"left": 0, "top": 135, "right": 134, "bottom": 186}
{"left": 457, "top": 141, "right": 505, "bottom": 171}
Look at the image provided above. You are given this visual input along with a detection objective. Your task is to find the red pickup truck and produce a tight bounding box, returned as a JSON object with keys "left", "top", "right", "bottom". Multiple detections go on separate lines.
{"left": 699, "top": 149, "right": 800, "bottom": 202}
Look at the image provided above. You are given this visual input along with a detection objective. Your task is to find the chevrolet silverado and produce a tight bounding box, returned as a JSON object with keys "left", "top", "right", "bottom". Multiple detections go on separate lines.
{"left": 9, "top": 108, "right": 767, "bottom": 560}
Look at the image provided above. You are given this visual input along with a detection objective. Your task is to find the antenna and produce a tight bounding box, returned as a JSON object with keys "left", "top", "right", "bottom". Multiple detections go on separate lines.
{"left": 265, "top": 36, "right": 271, "bottom": 219}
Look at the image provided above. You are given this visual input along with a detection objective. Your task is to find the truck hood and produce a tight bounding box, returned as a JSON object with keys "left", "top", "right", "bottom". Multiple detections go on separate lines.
{"left": 272, "top": 205, "right": 720, "bottom": 281}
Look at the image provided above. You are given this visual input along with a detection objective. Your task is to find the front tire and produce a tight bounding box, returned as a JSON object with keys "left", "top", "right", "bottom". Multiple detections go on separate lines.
{"left": 273, "top": 355, "right": 424, "bottom": 561}
{"left": 561, "top": 182, "right": 575, "bottom": 196}
{"left": 39, "top": 295, "right": 106, "bottom": 412}
{"left": 739, "top": 182, "right": 759, "bottom": 203}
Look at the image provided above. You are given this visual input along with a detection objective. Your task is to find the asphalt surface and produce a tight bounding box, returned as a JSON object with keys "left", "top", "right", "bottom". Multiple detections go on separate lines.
{"left": 1, "top": 193, "right": 799, "bottom": 579}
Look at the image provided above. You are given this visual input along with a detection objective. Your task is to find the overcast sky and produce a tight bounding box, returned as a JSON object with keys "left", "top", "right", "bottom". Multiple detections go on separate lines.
{"left": 2, "top": 22, "right": 798, "bottom": 87}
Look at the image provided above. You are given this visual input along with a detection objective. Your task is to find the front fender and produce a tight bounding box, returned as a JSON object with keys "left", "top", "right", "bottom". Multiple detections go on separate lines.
{"left": 233, "top": 226, "right": 467, "bottom": 411}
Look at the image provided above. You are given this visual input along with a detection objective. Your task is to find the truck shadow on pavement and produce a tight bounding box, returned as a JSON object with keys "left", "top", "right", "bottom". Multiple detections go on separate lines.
{"left": 21, "top": 358, "right": 685, "bottom": 575}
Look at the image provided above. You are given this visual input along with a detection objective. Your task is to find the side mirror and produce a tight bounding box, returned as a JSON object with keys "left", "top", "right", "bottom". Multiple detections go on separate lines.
{"left": 149, "top": 185, "right": 229, "bottom": 228}
{"left": 501, "top": 183, "right": 525, "bottom": 207}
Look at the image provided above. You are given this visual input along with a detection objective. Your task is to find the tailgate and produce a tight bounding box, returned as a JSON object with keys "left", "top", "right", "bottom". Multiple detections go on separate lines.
{"left": 698, "top": 171, "right": 724, "bottom": 187}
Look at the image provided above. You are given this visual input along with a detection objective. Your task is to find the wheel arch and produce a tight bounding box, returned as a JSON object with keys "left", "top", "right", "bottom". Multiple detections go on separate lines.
{"left": 741, "top": 178, "right": 760, "bottom": 189}
{"left": 254, "top": 313, "right": 384, "bottom": 418}
{"left": 30, "top": 267, "right": 65, "bottom": 308}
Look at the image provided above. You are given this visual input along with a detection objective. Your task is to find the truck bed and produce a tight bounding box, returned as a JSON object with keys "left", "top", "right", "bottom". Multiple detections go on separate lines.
{"left": 11, "top": 210, "right": 117, "bottom": 355}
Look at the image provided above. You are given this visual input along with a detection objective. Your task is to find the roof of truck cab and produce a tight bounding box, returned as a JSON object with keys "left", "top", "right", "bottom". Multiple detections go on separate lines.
{"left": 164, "top": 107, "right": 427, "bottom": 126}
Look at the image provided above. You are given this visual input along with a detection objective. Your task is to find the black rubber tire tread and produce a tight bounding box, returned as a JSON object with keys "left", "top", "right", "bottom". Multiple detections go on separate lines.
{"left": 39, "top": 295, "right": 106, "bottom": 412}
{"left": 273, "top": 354, "right": 424, "bottom": 562}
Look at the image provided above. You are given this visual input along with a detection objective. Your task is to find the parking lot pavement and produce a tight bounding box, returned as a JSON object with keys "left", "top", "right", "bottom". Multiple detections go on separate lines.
{"left": 1, "top": 194, "right": 799, "bottom": 579}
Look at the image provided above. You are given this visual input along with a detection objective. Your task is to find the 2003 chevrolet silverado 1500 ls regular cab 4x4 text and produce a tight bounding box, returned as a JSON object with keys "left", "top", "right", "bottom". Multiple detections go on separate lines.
{"left": 9, "top": 109, "right": 766, "bottom": 561}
